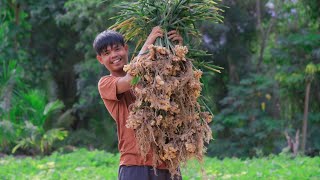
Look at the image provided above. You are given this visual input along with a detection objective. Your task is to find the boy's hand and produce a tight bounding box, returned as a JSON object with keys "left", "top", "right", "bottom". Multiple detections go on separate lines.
{"left": 168, "top": 30, "right": 183, "bottom": 45}
{"left": 138, "top": 27, "right": 183, "bottom": 56}
{"left": 145, "top": 26, "right": 163, "bottom": 46}
{"left": 139, "top": 26, "right": 163, "bottom": 55}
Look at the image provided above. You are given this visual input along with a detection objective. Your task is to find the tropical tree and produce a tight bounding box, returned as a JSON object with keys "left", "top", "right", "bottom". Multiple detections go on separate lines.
{"left": 269, "top": 0, "right": 320, "bottom": 155}
{"left": 11, "top": 90, "right": 68, "bottom": 155}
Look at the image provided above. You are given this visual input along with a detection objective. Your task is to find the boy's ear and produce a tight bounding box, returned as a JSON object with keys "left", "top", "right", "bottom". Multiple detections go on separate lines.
{"left": 96, "top": 55, "right": 103, "bottom": 64}
{"left": 124, "top": 44, "right": 129, "bottom": 51}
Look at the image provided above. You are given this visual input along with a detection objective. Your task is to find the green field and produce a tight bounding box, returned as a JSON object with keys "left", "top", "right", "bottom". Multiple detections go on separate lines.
{"left": 0, "top": 149, "right": 319, "bottom": 180}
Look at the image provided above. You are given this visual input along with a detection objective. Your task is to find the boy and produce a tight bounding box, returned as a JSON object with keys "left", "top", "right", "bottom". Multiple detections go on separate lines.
{"left": 93, "top": 26, "right": 183, "bottom": 180}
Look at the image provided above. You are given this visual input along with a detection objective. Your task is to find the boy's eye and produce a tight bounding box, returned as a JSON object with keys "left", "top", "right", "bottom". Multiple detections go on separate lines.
{"left": 102, "top": 50, "right": 110, "bottom": 55}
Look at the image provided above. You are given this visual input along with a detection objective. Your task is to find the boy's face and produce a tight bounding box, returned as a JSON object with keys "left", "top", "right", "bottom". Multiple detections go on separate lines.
{"left": 97, "top": 43, "right": 129, "bottom": 74}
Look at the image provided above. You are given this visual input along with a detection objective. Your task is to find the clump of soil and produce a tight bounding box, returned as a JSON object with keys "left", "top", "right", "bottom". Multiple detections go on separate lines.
{"left": 123, "top": 44, "right": 213, "bottom": 177}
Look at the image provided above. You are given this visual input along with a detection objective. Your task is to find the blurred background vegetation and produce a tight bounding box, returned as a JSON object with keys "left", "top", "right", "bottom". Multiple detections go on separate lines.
{"left": 0, "top": 0, "right": 319, "bottom": 158}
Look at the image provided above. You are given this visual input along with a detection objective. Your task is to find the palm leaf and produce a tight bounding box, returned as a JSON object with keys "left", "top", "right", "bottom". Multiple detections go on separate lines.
{"left": 43, "top": 100, "right": 65, "bottom": 116}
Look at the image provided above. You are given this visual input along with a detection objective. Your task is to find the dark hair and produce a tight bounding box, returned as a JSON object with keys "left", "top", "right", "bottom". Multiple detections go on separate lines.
{"left": 93, "top": 30, "right": 125, "bottom": 55}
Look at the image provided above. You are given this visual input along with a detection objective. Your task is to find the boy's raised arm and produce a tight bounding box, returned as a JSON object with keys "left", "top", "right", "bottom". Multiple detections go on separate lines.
{"left": 116, "top": 26, "right": 164, "bottom": 94}
{"left": 138, "top": 26, "right": 163, "bottom": 55}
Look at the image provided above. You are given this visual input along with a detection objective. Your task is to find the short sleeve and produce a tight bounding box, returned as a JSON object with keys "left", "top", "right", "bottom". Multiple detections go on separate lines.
{"left": 98, "top": 75, "right": 121, "bottom": 101}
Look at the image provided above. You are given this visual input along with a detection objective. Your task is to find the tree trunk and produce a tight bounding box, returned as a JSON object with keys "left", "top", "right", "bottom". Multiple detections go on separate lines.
{"left": 2, "top": 81, "right": 14, "bottom": 113}
{"left": 228, "top": 55, "right": 239, "bottom": 84}
{"left": 256, "top": 0, "right": 278, "bottom": 71}
{"left": 2, "top": 1, "right": 21, "bottom": 114}
{"left": 301, "top": 81, "right": 311, "bottom": 153}
{"left": 256, "top": 0, "right": 261, "bottom": 29}
{"left": 8, "top": 1, "right": 20, "bottom": 51}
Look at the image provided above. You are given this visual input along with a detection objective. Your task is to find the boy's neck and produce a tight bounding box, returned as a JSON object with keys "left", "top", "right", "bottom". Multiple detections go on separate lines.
{"left": 111, "top": 70, "right": 126, "bottom": 77}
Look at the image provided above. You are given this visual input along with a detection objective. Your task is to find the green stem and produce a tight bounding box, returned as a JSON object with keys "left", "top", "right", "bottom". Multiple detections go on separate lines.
{"left": 199, "top": 98, "right": 214, "bottom": 116}
{"left": 159, "top": 37, "right": 163, "bottom": 47}
{"left": 155, "top": 38, "right": 161, "bottom": 46}
{"left": 165, "top": 31, "right": 170, "bottom": 49}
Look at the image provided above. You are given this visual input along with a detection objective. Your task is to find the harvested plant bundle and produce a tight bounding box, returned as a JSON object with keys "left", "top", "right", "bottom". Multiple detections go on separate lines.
{"left": 123, "top": 44, "right": 213, "bottom": 176}
{"left": 110, "top": 0, "right": 224, "bottom": 177}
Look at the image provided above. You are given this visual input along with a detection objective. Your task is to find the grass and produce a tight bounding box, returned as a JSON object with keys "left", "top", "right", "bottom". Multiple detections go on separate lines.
{"left": 0, "top": 148, "right": 319, "bottom": 179}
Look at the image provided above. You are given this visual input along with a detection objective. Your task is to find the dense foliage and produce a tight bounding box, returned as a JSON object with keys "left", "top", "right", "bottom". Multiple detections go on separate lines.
{"left": 0, "top": 0, "right": 319, "bottom": 159}
{"left": 0, "top": 149, "right": 319, "bottom": 179}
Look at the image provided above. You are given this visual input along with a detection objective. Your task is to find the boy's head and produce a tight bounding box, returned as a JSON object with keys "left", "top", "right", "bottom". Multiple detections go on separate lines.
{"left": 93, "top": 30, "right": 125, "bottom": 55}
{"left": 93, "top": 30, "right": 129, "bottom": 75}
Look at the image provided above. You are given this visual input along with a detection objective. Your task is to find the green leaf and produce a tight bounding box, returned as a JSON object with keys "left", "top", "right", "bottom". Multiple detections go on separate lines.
{"left": 43, "top": 100, "right": 65, "bottom": 116}
{"left": 40, "top": 128, "right": 68, "bottom": 153}
{"left": 130, "top": 76, "right": 140, "bottom": 85}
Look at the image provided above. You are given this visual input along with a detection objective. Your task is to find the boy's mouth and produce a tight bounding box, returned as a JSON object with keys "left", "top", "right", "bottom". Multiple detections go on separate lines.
{"left": 112, "top": 58, "right": 121, "bottom": 64}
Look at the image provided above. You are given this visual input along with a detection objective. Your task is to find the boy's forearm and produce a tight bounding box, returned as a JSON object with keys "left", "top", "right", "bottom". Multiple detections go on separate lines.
{"left": 138, "top": 26, "right": 163, "bottom": 55}
{"left": 138, "top": 42, "right": 150, "bottom": 55}
{"left": 116, "top": 73, "right": 133, "bottom": 94}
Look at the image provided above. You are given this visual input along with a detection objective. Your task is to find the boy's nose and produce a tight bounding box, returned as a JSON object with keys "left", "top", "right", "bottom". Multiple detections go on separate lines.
{"left": 110, "top": 50, "right": 118, "bottom": 58}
